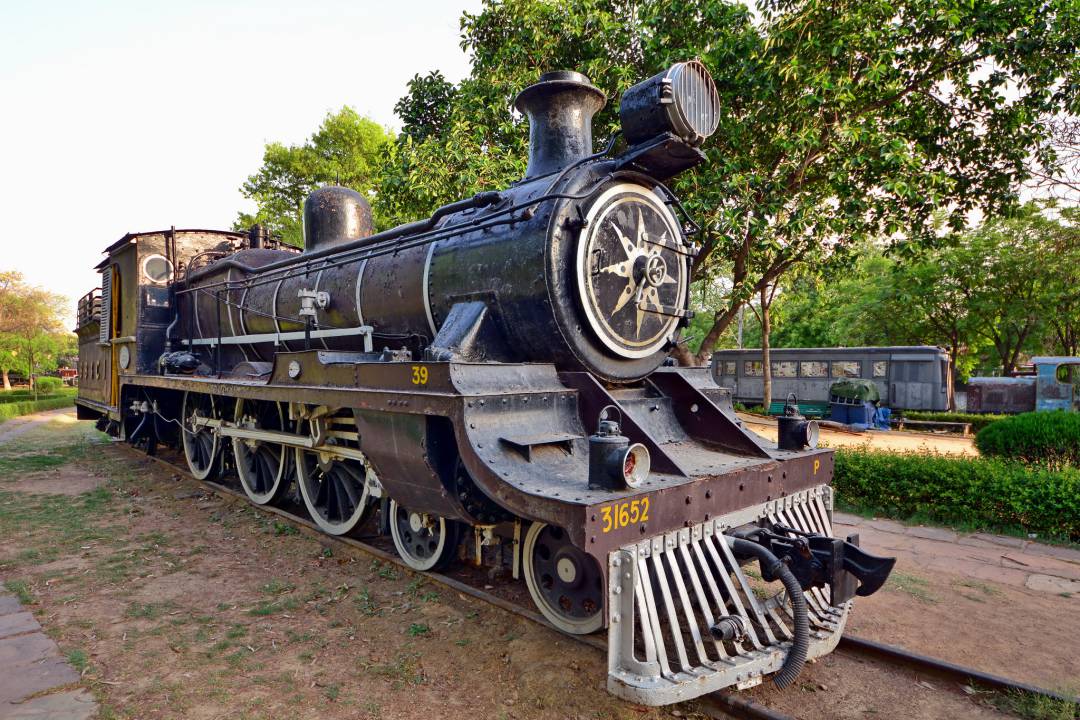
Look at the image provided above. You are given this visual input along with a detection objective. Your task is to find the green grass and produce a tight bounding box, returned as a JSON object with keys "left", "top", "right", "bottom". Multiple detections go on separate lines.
{"left": 125, "top": 602, "right": 174, "bottom": 620}
{"left": 407, "top": 623, "right": 430, "bottom": 637}
{"left": 988, "top": 689, "right": 1080, "bottom": 720}
{"left": 364, "top": 653, "right": 424, "bottom": 688}
{"left": 4, "top": 579, "right": 34, "bottom": 605}
{"left": 885, "top": 571, "right": 936, "bottom": 603}
{"left": 260, "top": 579, "right": 296, "bottom": 595}
{"left": 354, "top": 588, "right": 379, "bottom": 616}
{"left": 66, "top": 648, "right": 89, "bottom": 673}
{"left": 247, "top": 597, "right": 300, "bottom": 616}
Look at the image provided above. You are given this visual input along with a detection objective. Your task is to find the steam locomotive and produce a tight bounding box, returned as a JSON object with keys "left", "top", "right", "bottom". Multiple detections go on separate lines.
{"left": 75, "top": 61, "right": 894, "bottom": 705}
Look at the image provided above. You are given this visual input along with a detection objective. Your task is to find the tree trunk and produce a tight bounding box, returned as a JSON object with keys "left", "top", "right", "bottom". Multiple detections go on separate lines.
{"left": 1, "top": 370, "right": 8, "bottom": 391}
{"left": 760, "top": 285, "right": 772, "bottom": 410}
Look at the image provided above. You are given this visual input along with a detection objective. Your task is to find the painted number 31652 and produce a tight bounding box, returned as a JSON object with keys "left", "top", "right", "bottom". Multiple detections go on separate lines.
{"left": 599, "top": 498, "right": 650, "bottom": 533}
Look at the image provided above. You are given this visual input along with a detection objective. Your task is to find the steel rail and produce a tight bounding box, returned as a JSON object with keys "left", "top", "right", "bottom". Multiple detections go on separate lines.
{"left": 124, "top": 446, "right": 1077, "bottom": 719}
{"left": 837, "top": 635, "right": 1080, "bottom": 707}
{"left": 129, "top": 446, "right": 788, "bottom": 719}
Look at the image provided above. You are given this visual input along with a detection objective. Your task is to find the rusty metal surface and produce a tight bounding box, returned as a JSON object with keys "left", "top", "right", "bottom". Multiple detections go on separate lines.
{"left": 965, "top": 376, "right": 1036, "bottom": 413}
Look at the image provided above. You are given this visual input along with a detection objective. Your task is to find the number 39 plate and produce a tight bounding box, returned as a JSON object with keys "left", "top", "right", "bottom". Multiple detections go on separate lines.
{"left": 598, "top": 498, "right": 650, "bottom": 533}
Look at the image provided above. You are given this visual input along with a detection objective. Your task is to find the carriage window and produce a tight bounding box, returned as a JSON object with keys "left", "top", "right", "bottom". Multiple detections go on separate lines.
{"left": 800, "top": 361, "right": 828, "bottom": 378}
{"left": 1057, "top": 364, "right": 1076, "bottom": 384}
{"left": 744, "top": 361, "right": 763, "bottom": 377}
{"left": 831, "top": 361, "right": 861, "bottom": 378}
{"left": 772, "top": 361, "right": 797, "bottom": 378}
{"left": 724, "top": 361, "right": 736, "bottom": 376}
{"left": 873, "top": 361, "right": 888, "bottom": 378}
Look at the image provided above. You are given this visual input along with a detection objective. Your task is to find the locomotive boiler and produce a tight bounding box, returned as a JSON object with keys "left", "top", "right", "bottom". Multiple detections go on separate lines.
{"left": 75, "top": 60, "right": 894, "bottom": 705}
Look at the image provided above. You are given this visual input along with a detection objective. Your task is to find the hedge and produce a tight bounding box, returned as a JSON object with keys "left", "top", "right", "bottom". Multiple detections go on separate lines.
{"left": 0, "top": 395, "right": 76, "bottom": 423}
{"left": 974, "top": 411, "right": 1080, "bottom": 468}
{"left": 833, "top": 448, "right": 1080, "bottom": 541}
{"left": 900, "top": 410, "right": 1007, "bottom": 433}
{"left": 0, "top": 388, "right": 77, "bottom": 405}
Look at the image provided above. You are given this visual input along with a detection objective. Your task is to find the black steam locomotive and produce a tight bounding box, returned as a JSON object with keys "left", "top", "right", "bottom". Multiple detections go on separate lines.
{"left": 75, "top": 61, "right": 893, "bottom": 705}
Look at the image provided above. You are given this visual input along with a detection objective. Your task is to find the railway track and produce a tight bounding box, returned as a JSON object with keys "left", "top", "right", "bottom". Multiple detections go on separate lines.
{"left": 130, "top": 445, "right": 1078, "bottom": 720}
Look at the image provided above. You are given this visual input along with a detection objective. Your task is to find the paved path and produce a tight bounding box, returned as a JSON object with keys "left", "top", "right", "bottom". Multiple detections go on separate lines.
{"left": 739, "top": 413, "right": 979, "bottom": 457}
{"left": 0, "top": 408, "right": 77, "bottom": 446}
{"left": 0, "top": 590, "right": 96, "bottom": 720}
{"left": 835, "top": 512, "right": 1080, "bottom": 595}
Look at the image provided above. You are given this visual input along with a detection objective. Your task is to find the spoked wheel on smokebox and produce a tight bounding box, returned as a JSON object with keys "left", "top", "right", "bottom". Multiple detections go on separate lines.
{"left": 523, "top": 522, "right": 604, "bottom": 634}
{"left": 294, "top": 413, "right": 376, "bottom": 536}
{"left": 181, "top": 391, "right": 225, "bottom": 480}
{"left": 388, "top": 500, "right": 461, "bottom": 571}
{"left": 232, "top": 398, "right": 293, "bottom": 506}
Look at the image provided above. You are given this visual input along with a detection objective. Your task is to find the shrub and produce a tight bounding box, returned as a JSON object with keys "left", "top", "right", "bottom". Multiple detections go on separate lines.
{"left": 34, "top": 377, "right": 62, "bottom": 393}
{"left": 975, "top": 411, "right": 1080, "bottom": 467}
{"left": 833, "top": 448, "right": 1080, "bottom": 540}
{"left": 900, "top": 410, "right": 1007, "bottom": 433}
{"left": 0, "top": 395, "right": 75, "bottom": 423}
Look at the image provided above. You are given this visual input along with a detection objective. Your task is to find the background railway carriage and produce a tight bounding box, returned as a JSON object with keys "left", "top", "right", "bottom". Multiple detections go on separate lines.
{"left": 710, "top": 346, "right": 952, "bottom": 413}
{"left": 74, "top": 61, "right": 894, "bottom": 705}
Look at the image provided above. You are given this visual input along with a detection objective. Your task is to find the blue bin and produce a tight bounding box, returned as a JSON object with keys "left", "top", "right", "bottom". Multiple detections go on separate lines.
{"left": 830, "top": 403, "right": 850, "bottom": 424}
{"left": 846, "top": 402, "right": 874, "bottom": 425}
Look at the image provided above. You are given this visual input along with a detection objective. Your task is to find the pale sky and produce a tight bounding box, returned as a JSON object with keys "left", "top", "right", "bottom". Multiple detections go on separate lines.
{"left": 0, "top": 0, "right": 482, "bottom": 324}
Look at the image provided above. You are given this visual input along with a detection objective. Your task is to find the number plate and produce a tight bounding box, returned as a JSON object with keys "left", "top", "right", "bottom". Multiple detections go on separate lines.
{"left": 598, "top": 497, "right": 650, "bottom": 533}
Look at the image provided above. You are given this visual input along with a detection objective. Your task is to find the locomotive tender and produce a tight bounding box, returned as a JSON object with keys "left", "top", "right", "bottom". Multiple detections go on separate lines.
{"left": 75, "top": 61, "right": 893, "bottom": 705}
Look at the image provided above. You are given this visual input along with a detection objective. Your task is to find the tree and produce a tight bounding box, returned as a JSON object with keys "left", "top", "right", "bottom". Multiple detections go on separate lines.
{"left": 1043, "top": 206, "right": 1080, "bottom": 356}
{"left": 376, "top": 0, "right": 1078, "bottom": 364}
{"left": 0, "top": 272, "right": 69, "bottom": 390}
{"left": 236, "top": 108, "right": 395, "bottom": 246}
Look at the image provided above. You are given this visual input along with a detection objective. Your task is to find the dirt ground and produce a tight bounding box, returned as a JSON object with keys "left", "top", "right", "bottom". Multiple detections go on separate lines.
{"left": 740, "top": 414, "right": 979, "bottom": 456}
{"left": 1, "top": 412, "right": 1076, "bottom": 720}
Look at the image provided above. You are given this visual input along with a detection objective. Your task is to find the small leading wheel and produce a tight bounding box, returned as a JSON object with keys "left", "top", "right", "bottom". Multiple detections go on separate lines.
{"left": 233, "top": 399, "right": 292, "bottom": 506}
{"left": 523, "top": 522, "right": 604, "bottom": 634}
{"left": 388, "top": 500, "right": 459, "bottom": 571}
{"left": 295, "top": 441, "right": 374, "bottom": 536}
{"left": 181, "top": 391, "right": 221, "bottom": 480}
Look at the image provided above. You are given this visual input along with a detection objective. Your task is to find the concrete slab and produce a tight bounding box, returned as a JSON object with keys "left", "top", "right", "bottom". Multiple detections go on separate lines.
{"left": 0, "top": 657, "right": 79, "bottom": 704}
{"left": 906, "top": 526, "right": 958, "bottom": 542}
{"left": 970, "top": 533, "right": 1029, "bottom": 549}
{"left": 1025, "top": 543, "right": 1080, "bottom": 565}
{"left": 1025, "top": 574, "right": 1080, "bottom": 595}
{"left": 0, "top": 633, "right": 59, "bottom": 670}
{"left": 0, "top": 596, "right": 23, "bottom": 616}
{"left": 0, "top": 612, "right": 41, "bottom": 640}
{"left": 2, "top": 689, "right": 96, "bottom": 720}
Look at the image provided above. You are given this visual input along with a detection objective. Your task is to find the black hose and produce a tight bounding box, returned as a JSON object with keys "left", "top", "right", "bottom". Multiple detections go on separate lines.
{"left": 730, "top": 537, "right": 809, "bottom": 689}
{"left": 127, "top": 413, "right": 149, "bottom": 445}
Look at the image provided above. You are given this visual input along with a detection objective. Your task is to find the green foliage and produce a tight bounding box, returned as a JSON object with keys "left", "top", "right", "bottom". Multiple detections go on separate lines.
{"left": 0, "top": 395, "right": 74, "bottom": 423}
{"left": 0, "top": 387, "right": 76, "bottom": 404}
{"left": 236, "top": 108, "right": 394, "bottom": 246}
{"left": 901, "top": 411, "right": 1007, "bottom": 434}
{"left": 374, "top": 0, "right": 1079, "bottom": 361}
{"left": 0, "top": 271, "right": 72, "bottom": 387}
{"left": 34, "top": 376, "right": 61, "bottom": 393}
{"left": 975, "top": 411, "right": 1080, "bottom": 467}
{"left": 833, "top": 448, "right": 1080, "bottom": 540}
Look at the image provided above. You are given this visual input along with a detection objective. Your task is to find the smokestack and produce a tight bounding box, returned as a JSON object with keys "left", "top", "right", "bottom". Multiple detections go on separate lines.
{"left": 513, "top": 71, "right": 606, "bottom": 179}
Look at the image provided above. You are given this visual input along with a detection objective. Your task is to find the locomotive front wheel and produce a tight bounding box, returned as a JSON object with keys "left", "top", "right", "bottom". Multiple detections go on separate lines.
{"left": 388, "top": 500, "right": 460, "bottom": 571}
{"left": 233, "top": 399, "right": 292, "bottom": 506}
{"left": 523, "top": 523, "right": 604, "bottom": 635}
{"left": 294, "top": 441, "right": 374, "bottom": 536}
{"left": 181, "top": 391, "right": 222, "bottom": 481}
